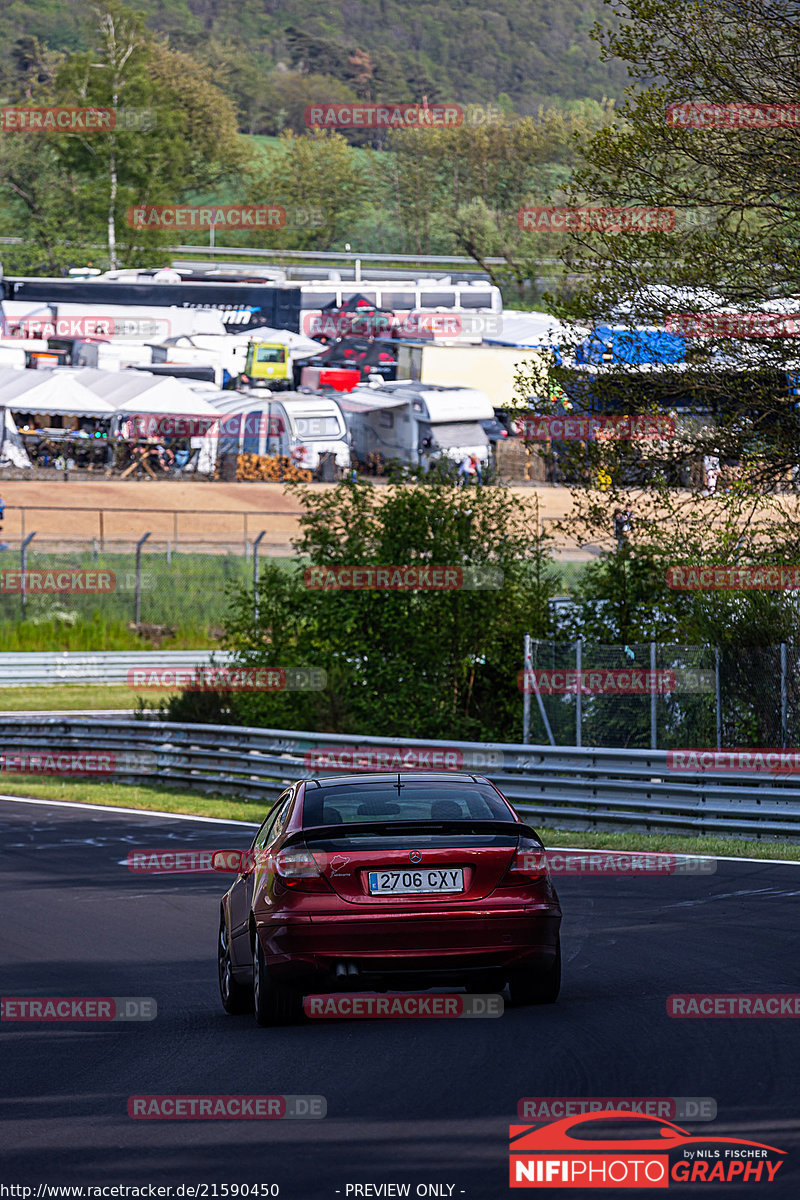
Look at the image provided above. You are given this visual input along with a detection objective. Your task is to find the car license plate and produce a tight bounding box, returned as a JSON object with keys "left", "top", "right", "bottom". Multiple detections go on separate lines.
{"left": 367, "top": 868, "right": 464, "bottom": 895}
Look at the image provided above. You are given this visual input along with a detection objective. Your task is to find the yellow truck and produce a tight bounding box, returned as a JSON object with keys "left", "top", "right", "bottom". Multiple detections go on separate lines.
{"left": 240, "top": 340, "right": 291, "bottom": 389}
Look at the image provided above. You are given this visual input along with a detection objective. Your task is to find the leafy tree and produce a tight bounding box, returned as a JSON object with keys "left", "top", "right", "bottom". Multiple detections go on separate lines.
{"left": 247, "top": 130, "right": 374, "bottom": 249}
{"left": 168, "top": 480, "right": 559, "bottom": 744}
{"left": 268, "top": 71, "right": 360, "bottom": 136}
{"left": 4, "top": 0, "right": 253, "bottom": 265}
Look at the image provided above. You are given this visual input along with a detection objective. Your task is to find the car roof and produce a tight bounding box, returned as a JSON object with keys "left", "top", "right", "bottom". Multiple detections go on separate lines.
{"left": 304, "top": 772, "right": 492, "bottom": 790}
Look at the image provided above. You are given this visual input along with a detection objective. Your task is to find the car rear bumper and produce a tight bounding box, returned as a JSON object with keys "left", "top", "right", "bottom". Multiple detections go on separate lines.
{"left": 254, "top": 905, "right": 561, "bottom": 983}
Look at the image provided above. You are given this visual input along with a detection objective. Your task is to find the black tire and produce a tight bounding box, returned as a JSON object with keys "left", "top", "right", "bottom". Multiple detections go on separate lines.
{"left": 218, "top": 912, "right": 252, "bottom": 1015}
{"left": 253, "top": 933, "right": 300, "bottom": 1026}
{"left": 507, "top": 938, "right": 561, "bottom": 1006}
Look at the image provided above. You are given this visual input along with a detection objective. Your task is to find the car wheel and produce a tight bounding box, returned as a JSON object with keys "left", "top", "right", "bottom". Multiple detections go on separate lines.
{"left": 218, "top": 912, "right": 252, "bottom": 1014}
{"left": 253, "top": 932, "right": 299, "bottom": 1026}
{"left": 507, "top": 937, "right": 561, "bottom": 1006}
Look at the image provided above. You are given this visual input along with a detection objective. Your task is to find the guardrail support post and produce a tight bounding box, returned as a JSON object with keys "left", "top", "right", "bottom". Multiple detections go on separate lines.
{"left": 20, "top": 531, "right": 35, "bottom": 618}
{"left": 253, "top": 530, "right": 266, "bottom": 622}
{"left": 650, "top": 641, "right": 657, "bottom": 749}
{"left": 134, "top": 531, "right": 151, "bottom": 626}
{"left": 781, "top": 642, "right": 788, "bottom": 747}
{"left": 575, "top": 637, "right": 582, "bottom": 747}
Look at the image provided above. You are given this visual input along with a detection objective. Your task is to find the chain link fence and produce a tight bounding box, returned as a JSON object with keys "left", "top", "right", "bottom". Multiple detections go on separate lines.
{"left": 522, "top": 638, "right": 797, "bottom": 750}
{"left": 0, "top": 543, "right": 258, "bottom": 633}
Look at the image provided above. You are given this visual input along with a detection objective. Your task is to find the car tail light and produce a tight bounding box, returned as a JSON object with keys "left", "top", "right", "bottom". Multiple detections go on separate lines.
{"left": 274, "top": 846, "right": 331, "bottom": 892}
{"left": 502, "top": 837, "right": 548, "bottom": 885}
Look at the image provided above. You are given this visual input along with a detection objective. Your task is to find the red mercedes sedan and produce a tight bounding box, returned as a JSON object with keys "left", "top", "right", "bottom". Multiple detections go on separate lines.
{"left": 215, "top": 772, "right": 562, "bottom": 1025}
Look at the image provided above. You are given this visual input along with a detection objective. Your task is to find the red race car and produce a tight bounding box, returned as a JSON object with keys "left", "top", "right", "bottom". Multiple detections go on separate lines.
{"left": 215, "top": 772, "right": 562, "bottom": 1025}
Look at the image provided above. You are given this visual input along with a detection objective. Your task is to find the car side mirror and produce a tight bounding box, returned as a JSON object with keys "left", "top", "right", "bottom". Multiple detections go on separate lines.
{"left": 211, "top": 849, "right": 247, "bottom": 873}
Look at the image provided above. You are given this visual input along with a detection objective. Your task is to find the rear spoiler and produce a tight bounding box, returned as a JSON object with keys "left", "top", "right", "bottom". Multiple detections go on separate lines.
{"left": 283, "top": 820, "right": 542, "bottom": 846}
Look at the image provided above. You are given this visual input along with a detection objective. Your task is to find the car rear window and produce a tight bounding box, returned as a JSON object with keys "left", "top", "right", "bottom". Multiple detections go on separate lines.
{"left": 302, "top": 782, "right": 513, "bottom": 827}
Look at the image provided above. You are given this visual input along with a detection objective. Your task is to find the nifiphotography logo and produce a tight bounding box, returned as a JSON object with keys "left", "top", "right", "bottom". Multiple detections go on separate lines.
{"left": 509, "top": 1111, "right": 786, "bottom": 1187}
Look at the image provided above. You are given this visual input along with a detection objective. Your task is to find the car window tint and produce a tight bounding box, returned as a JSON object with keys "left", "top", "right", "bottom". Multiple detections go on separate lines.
{"left": 302, "top": 783, "right": 512, "bottom": 827}
{"left": 253, "top": 791, "right": 291, "bottom": 848}
{"left": 269, "top": 797, "right": 293, "bottom": 843}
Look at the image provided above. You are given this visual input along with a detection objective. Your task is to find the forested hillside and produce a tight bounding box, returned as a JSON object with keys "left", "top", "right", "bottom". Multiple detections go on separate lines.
{"left": 0, "top": 0, "right": 628, "bottom": 132}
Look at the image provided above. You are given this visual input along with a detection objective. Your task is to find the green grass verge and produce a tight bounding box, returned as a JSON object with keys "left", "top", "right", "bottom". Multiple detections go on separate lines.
{"left": 0, "top": 685, "right": 180, "bottom": 711}
{"left": 0, "top": 554, "right": 298, "bottom": 648}
{"left": 0, "top": 775, "right": 797, "bottom": 858}
{"left": 0, "top": 776, "right": 267, "bottom": 823}
{"left": 535, "top": 827, "right": 800, "bottom": 860}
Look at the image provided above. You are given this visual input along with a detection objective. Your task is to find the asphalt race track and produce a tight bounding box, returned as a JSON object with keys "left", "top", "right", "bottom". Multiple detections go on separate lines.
{"left": 1, "top": 795, "right": 799, "bottom": 1197}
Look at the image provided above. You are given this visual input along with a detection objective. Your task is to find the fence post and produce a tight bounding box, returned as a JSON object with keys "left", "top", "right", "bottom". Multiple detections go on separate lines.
{"left": 522, "top": 633, "right": 531, "bottom": 744}
{"left": 20, "top": 531, "right": 35, "bottom": 618}
{"left": 523, "top": 632, "right": 556, "bottom": 747}
{"left": 715, "top": 647, "right": 722, "bottom": 750}
{"left": 781, "top": 642, "right": 788, "bottom": 748}
{"left": 134, "top": 531, "right": 151, "bottom": 626}
{"left": 253, "top": 530, "right": 266, "bottom": 622}
{"left": 650, "top": 641, "right": 657, "bottom": 750}
{"left": 575, "top": 637, "right": 582, "bottom": 747}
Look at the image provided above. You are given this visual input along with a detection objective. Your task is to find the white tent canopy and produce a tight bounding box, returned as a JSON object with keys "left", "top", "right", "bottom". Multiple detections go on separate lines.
{"left": 0, "top": 367, "right": 115, "bottom": 417}
{"left": 62, "top": 368, "right": 221, "bottom": 416}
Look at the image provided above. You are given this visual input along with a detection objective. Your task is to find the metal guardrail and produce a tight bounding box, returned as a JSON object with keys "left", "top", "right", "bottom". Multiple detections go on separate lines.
{"left": 0, "top": 651, "right": 230, "bottom": 687}
{"left": 1, "top": 716, "right": 799, "bottom": 840}
{"left": 0, "top": 237, "right": 558, "bottom": 268}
